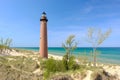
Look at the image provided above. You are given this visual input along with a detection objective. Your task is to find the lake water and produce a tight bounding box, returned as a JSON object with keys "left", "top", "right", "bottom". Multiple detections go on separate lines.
{"left": 15, "top": 47, "right": 120, "bottom": 64}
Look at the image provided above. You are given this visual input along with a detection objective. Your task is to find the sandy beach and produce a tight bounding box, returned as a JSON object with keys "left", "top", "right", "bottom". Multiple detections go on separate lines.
{"left": 49, "top": 53, "right": 120, "bottom": 80}
{"left": 0, "top": 49, "right": 120, "bottom": 80}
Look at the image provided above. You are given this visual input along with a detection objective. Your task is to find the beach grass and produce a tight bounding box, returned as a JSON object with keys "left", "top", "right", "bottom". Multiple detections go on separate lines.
{"left": 0, "top": 48, "right": 120, "bottom": 80}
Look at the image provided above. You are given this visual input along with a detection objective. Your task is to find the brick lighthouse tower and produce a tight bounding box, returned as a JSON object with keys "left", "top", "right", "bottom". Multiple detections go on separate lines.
{"left": 40, "top": 12, "right": 48, "bottom": 58}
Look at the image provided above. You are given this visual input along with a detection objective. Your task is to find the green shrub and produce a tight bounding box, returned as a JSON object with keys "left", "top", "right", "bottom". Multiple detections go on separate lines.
{"left": 62, "top": 35, "right": 79, "bottom": 71}
{"left": 68, "top": 55, "right": 76, "bottom": 70}
{"left": 41, "top": 56, "right": 80, "bottom": 79}
{"left": 41, "top": 57, "right": 66, "bottom": 79}
{"left": 43, "top": 57, "right": 66, "bottom": 72}
{"left": 43, "top": 70, "right": 50, "bottom": 80}
{"left": 62, "top": 55, "right": 79, "bottom": 70}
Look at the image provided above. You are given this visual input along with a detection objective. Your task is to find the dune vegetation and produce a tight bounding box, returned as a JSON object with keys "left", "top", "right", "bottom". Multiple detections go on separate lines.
{"left": 0, "top": 28, "right": 119, "bottom": 80}
{"left": 0, "top": 50, "right": 117, "bottom": 80}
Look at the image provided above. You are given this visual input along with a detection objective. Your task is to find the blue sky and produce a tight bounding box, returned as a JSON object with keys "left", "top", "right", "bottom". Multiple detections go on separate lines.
{"left": 0, "top": 0, "right": 120, "bottom": 47}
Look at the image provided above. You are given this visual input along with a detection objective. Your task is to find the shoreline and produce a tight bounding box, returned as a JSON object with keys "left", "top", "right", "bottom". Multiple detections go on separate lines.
{"left": 14, "top": 47, "right": 120, "bottom": 65}
{"left": 0, "top": 48, "right": 120, "bottom": 79}
{"left": 3, "top": 47, "right": 120, "bottom": 65}
{"left": 48, "top": 53, "right": 63, "bottom": 60}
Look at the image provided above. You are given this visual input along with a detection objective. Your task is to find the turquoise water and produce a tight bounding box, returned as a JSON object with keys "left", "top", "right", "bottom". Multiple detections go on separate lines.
{"left": 15, "top": 47, "right": 120, "bottom": 64}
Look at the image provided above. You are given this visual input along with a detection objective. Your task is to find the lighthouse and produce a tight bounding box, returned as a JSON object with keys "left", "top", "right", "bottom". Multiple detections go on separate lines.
{"left": 40, "top": 12, "right": 48, "bottom": 58}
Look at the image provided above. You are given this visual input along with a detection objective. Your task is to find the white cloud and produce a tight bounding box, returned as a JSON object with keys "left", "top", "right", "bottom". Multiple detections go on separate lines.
{"left": 82, "top": 6, "right": 93, "bottom": 14}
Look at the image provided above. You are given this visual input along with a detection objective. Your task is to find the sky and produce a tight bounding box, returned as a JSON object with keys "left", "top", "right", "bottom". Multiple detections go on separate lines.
{"left": 0, "top": 0, "right": 120, "bottom": 47}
